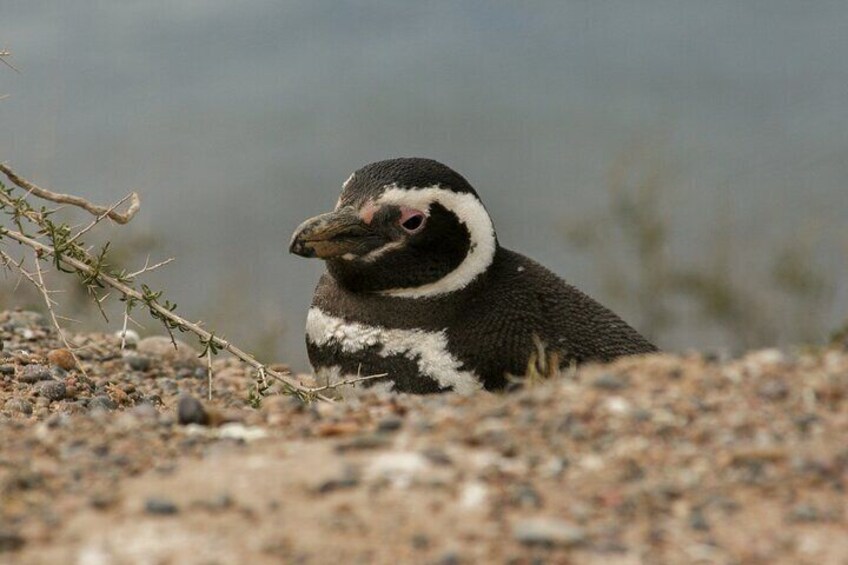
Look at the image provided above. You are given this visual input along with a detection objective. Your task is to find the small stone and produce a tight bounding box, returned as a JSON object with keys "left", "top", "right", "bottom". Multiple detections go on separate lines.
{"left": 0, "top": 528, "right": 25, "bottom": 552}
{"left": 37, "top": 380, "right": 66, "bottom": 402}
{"left": 689, "top": 507, "right": 710, "bottom": 531}
{"left": 0, "top": 364, "right": 15, "bottom": 375}
{"left": 411, "top": 533, "right": 430, "bottom": 550}
{"left": 218, "top": 423, "right": 267, "bottom": 441}
{"left": 434, "top": 550, "right": 462, "bottom": 565}
{"left": 51, "top": 366, "right": 68, "bottom": 380}
{"left": 115, "top": 329, "right": 140, "bottom": 348}
{"left": 758, "top": 379, "right": 788, "bottom": 401}
{"left": 511, "top": 484, "right": 543, "bottom": 509}
{"left": 144, "top": 497, "right": 179, "bottom": 515}
{"left": 129, "top": 403, "right": 159, "bottom": 421}
{"left": 335, "top": 434, "right": 391, "bottom": 452}
{"left": 47, "top": 348, "right": 76, "bottom": 370}
{"left": 159, "top": 379, "right": 179, "bottom": 394}
{"left": 138, "top": 336, "right": 201, "bottom": 368}
{"left": 88, "top": 395, "right": 117, "bottom": 411}
{"left": 592, "top": 373, "right": 627, "bottom": 390}
{"left": 19, "top": 364, "right": 51, "bottom": 383}
{"left": 376, "top": 416, "right": 403, "bottom": 432}
{"left": 89, "top": 492, "right": 118, "bottom": 510}
{"left": 124, "top": 354, "right": 152, "bottom": 372}
{"left": 145, "top": 394, "right": 163, "bottom": 406}
{"left": 4, "top": 398, "right": 33, "bottom": 415}
{"left": 788, "top": 503, "right": 820, "bottom": 523}
{"left": 177, "top": 395, "right": 209, "bottom": 426}
{"left": 421, "top": 448, "right": 453, "bottom": 466}
{"left": 315, "top": 466, "right": 361, "bottom": 494}
{"left": 191, "top": 493, "right": 233, "bottom": 511}
{"left": 513, "top": 518, "right": 586, "bottom": 548}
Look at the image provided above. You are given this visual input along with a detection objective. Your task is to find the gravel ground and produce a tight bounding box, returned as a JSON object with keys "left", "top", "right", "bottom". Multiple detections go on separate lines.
{"left": 0, "top": 309, "right": 846, "bottom": 564}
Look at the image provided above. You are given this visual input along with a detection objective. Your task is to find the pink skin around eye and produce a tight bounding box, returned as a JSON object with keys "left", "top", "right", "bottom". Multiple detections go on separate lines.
{"left": 359, "top": 203, "right": 380, "bottom": 225}
{"left": 398, "top": 206, "right": 426, "bottom": 232}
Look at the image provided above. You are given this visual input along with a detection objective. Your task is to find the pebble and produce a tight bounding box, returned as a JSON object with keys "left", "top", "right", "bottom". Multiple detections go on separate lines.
{"left": 217, "top": 423, "right": 267, "bottom": 442}
{"left": 0, "top": 528, "right": 25, "bottom": 552}
{"left": 124, "top": 354, "right": 152, "bottom": 372}
{"left": 511, "top": 484, "right": 543, "bottom": 509}
{"left": 365, "top": 452, "right": 431, "bottom": 488}
{"left": 46, "top": 348, "right": 77, "bottom": 371}
{"left": 433, "top": 550, "right": 462, "bottom": 565}
{"left": 592, "top": 373, "right": 627, "bottom": 390}
{"left": 115, "top": 329, "right": 140, "bottom": 348}
{"left": 376, "top": 416, "right": 404, "bottom": 432}
{"left": 788, "top": 503, "right": 820, "bottom": 523}
{"left": 315, "top": 466, "right": 361, "bottom": 494}
{"left": 512, "top": 518, "right": 587, "bottom": 548}
{"left": 137, "top": 336, "right": 201, "bottom": 368}
{"left": 758, "top": 379, "right": 789, "bottom": 401}
{"left": 37, "top": 381, "right": 67, "bottom": 402}
{"left": 4, "top": 398, "right": 33, "bottom": 415}
{"left": 18, "top": 364, "right": 52, "bottom": 383}
{"left": 191, "top": 493, "right": 233, "bottom": 512}
{"left": 88, "top": 395, "right": 117, "bottom": 411}
{"left": 0, "top": 364, "right": 15, "bottom": 375}
{"left": 177, "top": 395, "right": 209, "bottom": 426}
{"left": 335, "top": 434, "right": 391, "bottom": 452}
{"left": 689, "top": 507, "right": 710, "bottom": 531}
{"left": 421, "top": 448, "right": 453, "bottom": 466}
{"left": 144, "top": 497, "right": 179, "bottom": 515}
{"left": 89, "top": 492, "right": 118, "bottom": 510}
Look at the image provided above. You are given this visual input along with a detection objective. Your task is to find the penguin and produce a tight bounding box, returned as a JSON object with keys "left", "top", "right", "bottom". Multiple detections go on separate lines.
{"left": 290, "top": 158, "right": 657, "bottom": 394}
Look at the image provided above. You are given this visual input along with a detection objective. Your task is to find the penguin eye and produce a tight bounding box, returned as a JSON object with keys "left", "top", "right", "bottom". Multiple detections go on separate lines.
{"left": 399, "top": 209, "right": 426, "bottom": 233}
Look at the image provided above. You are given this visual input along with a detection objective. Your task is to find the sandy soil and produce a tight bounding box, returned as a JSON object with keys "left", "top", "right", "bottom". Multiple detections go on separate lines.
{"left": 0, "top": 309, "right": 846, "bottom": 564}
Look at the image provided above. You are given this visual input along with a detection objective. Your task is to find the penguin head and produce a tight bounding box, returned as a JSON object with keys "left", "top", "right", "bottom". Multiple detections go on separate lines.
{"left": 290, "top": 158, "right": 498, "bottom": 297}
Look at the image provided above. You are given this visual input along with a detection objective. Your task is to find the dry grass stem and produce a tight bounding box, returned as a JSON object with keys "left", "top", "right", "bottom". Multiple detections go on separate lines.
{"left": 308, "top": 373, "right": 389, "bottom": 394}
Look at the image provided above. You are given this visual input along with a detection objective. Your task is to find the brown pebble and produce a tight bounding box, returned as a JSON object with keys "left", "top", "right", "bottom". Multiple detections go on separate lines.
{"left": 47, "top": 349, "right": 77, "bottom": 371}
{"left": 317, "top": 422, "right": 362, "bottom": 437}
{"left": 106, "top": 384, "right": 129, "bottom": 405}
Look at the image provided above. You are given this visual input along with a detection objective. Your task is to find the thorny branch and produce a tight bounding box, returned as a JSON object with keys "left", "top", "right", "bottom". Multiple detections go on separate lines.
{"left": 0, "top": 49, "right": 20, "bottom": 73}
{"left": 307, "top": 373, "right": 389, "bottom": 393}
{"left": 0, "top": 249, "right": 89, "bottom": 379}
{"left": 1, "top": 224, "right": 323, "bottom": 400}
{"left": 0, "top": 163, "right": 382, "bottom": 402}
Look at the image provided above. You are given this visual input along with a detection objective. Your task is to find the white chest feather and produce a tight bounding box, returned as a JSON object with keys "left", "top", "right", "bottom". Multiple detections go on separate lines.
{"left": 306, "top": 307, "right": 482, "bottom": 394}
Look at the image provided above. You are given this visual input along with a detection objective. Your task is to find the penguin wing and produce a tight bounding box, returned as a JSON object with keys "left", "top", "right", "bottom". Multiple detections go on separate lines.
{"left": 457, "top": 249, "right": 657, "bottom": 388}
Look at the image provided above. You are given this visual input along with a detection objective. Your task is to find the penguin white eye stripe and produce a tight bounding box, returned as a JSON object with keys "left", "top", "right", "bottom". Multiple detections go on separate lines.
{"left": 374, "top": 184, "right": 497, "bottom": 298}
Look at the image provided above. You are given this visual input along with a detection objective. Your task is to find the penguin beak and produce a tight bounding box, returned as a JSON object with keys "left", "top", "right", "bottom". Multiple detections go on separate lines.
{"left": 289, "top": 207, "right": 378, "bottom": 259}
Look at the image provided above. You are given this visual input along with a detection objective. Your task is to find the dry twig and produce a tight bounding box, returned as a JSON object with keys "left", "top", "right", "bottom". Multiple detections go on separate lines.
{"left": 0, "top": 163, "right": 140, "bottom": 224}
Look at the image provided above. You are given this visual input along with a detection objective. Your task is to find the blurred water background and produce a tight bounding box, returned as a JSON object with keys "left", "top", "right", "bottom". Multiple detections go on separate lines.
{"left": 2, "top": 1, "right": 847, "bottom": 370}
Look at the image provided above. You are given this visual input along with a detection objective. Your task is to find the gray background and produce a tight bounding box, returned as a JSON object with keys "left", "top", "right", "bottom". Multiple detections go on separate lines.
{"left": 2, "top": 1, "right": 846, "bottom": 370}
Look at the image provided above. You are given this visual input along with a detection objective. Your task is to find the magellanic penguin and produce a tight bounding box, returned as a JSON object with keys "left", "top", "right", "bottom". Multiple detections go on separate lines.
{"left": 290, "top": 158, "right": 657, "bottom": 394}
